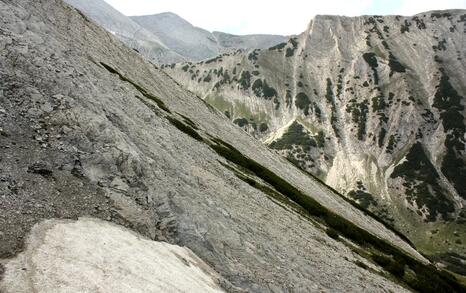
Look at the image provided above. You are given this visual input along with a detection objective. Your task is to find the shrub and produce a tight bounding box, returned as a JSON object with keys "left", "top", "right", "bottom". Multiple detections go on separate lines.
{"left": 326, "top": 228, "right": 340, "bottom": 240}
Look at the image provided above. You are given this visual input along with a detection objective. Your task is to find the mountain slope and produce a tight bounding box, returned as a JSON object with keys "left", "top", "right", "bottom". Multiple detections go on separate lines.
{"left": 164, "top": 10, "right": 466, "bottom": 267}
{"left": 2, "top": 0, "right": 465, "bottom": 291}
{"left": 131, "top": 12, "right": 286, "bottom": 61}
{"left": 64, "top": 0, "right": 184, "bottom": 63}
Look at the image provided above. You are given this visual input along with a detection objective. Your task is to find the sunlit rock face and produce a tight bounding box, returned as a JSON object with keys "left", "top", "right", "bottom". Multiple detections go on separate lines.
{"left": 0, "top": 218, "right": 225, "bottom": 293}
{"left": 165, "top": 10, "right": 466, "bottom": 259}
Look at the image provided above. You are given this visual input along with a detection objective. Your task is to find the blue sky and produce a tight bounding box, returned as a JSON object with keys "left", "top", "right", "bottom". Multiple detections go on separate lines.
{"left": 105, "top": 0, "right": 466, "bottom": 35}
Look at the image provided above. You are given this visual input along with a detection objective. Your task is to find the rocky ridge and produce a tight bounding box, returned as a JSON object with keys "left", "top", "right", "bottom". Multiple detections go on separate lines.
{"left": 65, "top": 0, "right": 286, "bottom": 63}
{"left": 164, "top": 10, "right": 466, "bottom": 270}
{"left": 131, "top": 12, "right": 286, "bottom": 61}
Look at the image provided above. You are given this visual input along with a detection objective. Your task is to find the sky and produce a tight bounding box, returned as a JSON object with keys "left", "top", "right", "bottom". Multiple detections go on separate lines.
{"left": 104, "top": 0, "right": 466, "bottom": 35}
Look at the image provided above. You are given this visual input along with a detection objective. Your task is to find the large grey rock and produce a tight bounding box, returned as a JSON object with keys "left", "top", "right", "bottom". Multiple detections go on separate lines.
{"left": 0, "top": 218, "right": 225, "bottom": 293}
{"left": 165, "top": 10, "right": 466, "bottom": 265}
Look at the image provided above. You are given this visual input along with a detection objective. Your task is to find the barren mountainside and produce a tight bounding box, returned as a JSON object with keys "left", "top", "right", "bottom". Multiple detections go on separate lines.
{"left": 164, "top": 10, "right": 466, "bottom": 268}
{"left": 0, "top": 0, "right": 465, "bottom": 292}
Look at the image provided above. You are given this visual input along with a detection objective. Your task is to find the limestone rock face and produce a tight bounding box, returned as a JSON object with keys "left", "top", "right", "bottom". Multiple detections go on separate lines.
{"left": 0, "top": 218, "right": 225, "bottom": 293}
{"left": 164, "top": 11, "right": 466, "bottom": 262}
{"left": 0, "top": 0, "right": 463, "bottom": 292}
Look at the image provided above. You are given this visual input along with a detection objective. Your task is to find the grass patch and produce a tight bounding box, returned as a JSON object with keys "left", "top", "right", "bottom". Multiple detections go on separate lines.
{"left": 100, "top": 62, "right": 171, "bottom": 114}
{"left": 269, "top": 122, "right": 316, "bottom": 151}
{"left": 166, "top": 116, "right": 203, "bottom": 142}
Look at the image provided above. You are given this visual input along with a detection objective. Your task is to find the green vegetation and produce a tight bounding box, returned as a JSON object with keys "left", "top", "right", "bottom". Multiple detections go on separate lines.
{"left": 166, "top": 116, "right": 203, "bottom": 141}
{"left": 233, "top": 118, "right": 249, "bottom": 127}
{"left": 347, "top": 189, "right": 378, "bottom": 209}
{"left": 269, "top": 42, "right": 287, "bottom": 51}
{"left": 371, "top": 95, "right": 387, "bottom": 112}
{"left": 433, "top": 39, "right": 447, "bottom": 51}
{"left": 252, "top": 79, "right": 277, "bottom": 99}
{"left": 285, "top": 90, "right": 292, "bottom": 108}
{"left": 239, "top": 71, "right": 252, "bottom": 89}
{"left": 346, "top": 99, "right": 369, "bottom": 140}
{"left": 259, "top": 123, "right": 268, "bottom": 133}
{"left": 248, "top": 50, "right": 259, "bottom": 61}
{"left": 313, "top": 102, "right": 322, "bottom": 122}
{"left": 386, "top": 135, "right": 397, "bottom": 153}
{"left": 203, "top": 74, "right": 212, "bottom": 82}
{"left": 378, "top": 128, "right": 387, "bottom": 148}
{"left": 390, "top": 143, "right": 454, "bottom": 221}
{"left": 269, "top": 122, "right": 316, "bottom": 151}
{"left": 388, "top": 52, "right": 407, "bottom": 76}
{"left": 372, "top": 254, "right": 405, "bottom": 277}
{"left": 177, "top": 113, "right": 199, "bottom": 130}
{"left": 431, "top": 253, "right": 466, "bottom": 276}
{"left": 431, "top": 12, "right": 452, "bottom": 19}
{"left": 295, "top": 92, "right": 311, "bottom": 115}
{"left": 99, "top": 62, "right": 171, "bottom": 113}
{"left": 325, "top": 78, "right": 340, "bottom": 138}
{"left": 412, "top": 16, "right": 426, "bottom": 29}
{"left": 362, "top": 52, "right": 379, "bottom": 85}
{"left": 326, "top": 228, "right": 340, "bottom": 240}
{"left": 315, "top": 131, "right": 325, "bottom": 148}
{"left": 432, "top": 71, "right": 466, "bottom": 200}
{"left": 285, "top": 38, "right": 299, "bottom": 57}
{"left": 363, "top": 52, "right": 378, "bottom": 68}
{"left": 400, "top": 20, "right": 411, "bottom": 33}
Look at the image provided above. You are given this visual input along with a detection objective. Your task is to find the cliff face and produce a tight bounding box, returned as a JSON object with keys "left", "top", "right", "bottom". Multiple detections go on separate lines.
{"left": 164, "top": 11, "right": 466, "bottom": 261}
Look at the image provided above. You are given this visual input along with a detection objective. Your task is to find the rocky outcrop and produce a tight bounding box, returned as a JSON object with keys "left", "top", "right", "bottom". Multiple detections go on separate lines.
{"left": 0, "top": 0, "right": 464, "bottom": 292}
{"left": 164, "top": 10, "right": 466, "bottom": 265}
{"left": 0, "top": 218, "right": 225, "bottom": 293}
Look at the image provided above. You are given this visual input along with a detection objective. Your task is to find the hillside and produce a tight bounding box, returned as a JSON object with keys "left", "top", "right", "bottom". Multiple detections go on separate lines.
{"left": 164, "top": 10, "right": 466, "bottom": 271}
{"left": 1, "top": 0, "right": 465, "bottom": 292}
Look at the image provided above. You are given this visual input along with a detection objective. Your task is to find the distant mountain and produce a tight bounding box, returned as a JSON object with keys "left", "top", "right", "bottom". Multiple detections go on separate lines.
{"left": 64, "top": 0, "right": 285, "bottom": 63}
{"left": 131, "top": 12, "right": 286, "bottom": 61}
{"left": 164, "top": 10, "right": 466, "bottom": 271}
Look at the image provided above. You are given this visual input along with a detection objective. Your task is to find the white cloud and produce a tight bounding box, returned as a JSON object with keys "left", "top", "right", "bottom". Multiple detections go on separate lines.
{"left": 104, "top": 0, "right": 466, "bottom": 35}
